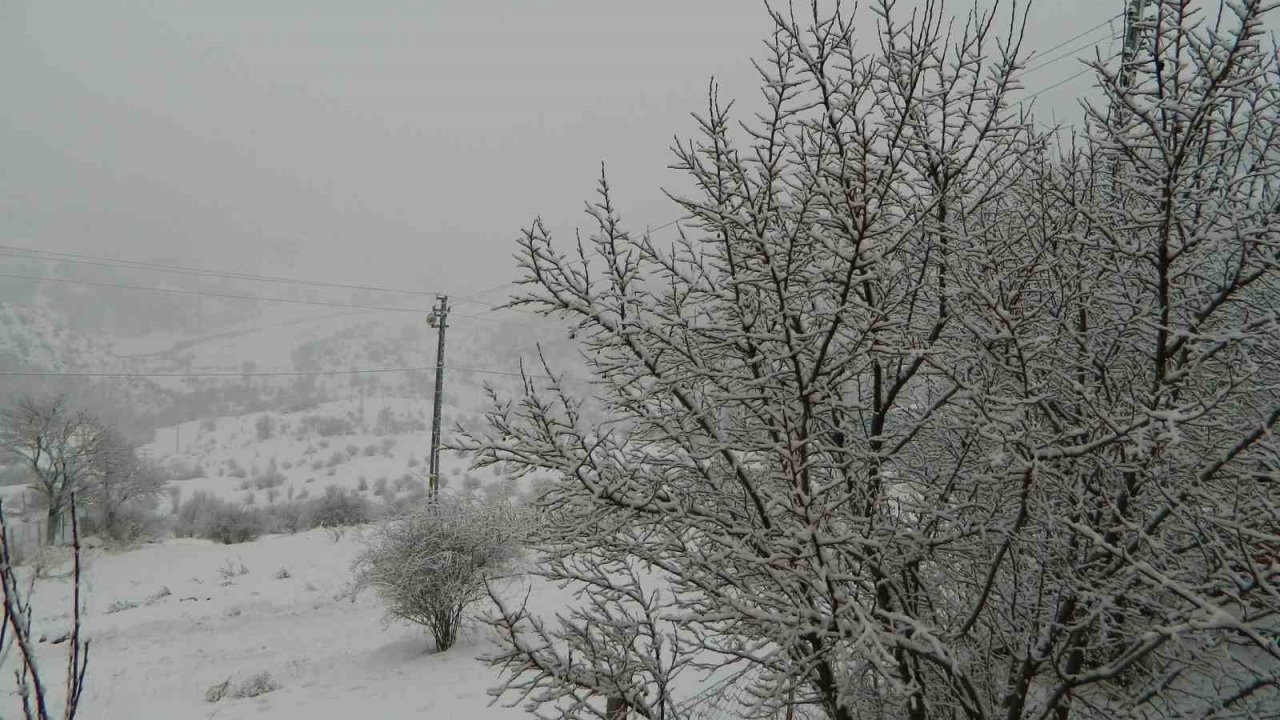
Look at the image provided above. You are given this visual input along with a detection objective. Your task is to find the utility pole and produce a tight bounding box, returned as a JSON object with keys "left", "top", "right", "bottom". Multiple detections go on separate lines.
{"left": 1119, "top": 0, "right": 1150, "bottom": 92}
{"left": 1106, "top": 0, "right": 1150, "bottom": 176}
{"left": 427, "top": 295, "right": 449, "bottom": 500}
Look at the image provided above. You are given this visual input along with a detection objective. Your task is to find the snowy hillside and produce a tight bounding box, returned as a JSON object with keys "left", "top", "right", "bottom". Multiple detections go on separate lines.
{"left": 0, "top": 529, "right": 570, "bottom": 719}
{"left": 142, "top": 396, "right": 522, "bottom": 507}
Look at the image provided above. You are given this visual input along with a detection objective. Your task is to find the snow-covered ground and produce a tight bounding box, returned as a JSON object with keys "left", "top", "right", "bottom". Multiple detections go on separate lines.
{"left": 1, "top": 529, "right": 564, "bottom": 719}
{"left": 0, "top": 391, "right": 558, "bottom": 719}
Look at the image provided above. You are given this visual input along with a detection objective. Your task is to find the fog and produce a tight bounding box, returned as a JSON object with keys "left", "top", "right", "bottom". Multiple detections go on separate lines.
{"left": 4, "top": 0, "right": 1132, "bottom": 297}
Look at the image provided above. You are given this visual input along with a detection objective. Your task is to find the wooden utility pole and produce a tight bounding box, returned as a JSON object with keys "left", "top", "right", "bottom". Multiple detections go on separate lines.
{"left": 427, "top": 295, "right": 449, "bottom": 499}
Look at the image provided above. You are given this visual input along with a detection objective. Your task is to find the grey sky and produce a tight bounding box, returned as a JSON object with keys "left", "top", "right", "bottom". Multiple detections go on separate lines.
{"left": 0, "top": 1, "right": 1157, "bottom": 295}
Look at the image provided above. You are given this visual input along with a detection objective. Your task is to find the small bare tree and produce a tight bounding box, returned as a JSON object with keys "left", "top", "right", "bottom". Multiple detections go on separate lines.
{"left": 459, "top": 1, "right": 1280, "bottom": 718}
{"left": 0, "top": 496, "right": 90, "bottom": 719}
{"left": 0, "top": 397, "right": 106, "bottom": 546}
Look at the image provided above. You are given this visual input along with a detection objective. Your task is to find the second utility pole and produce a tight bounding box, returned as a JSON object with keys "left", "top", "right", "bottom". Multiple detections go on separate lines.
{"left": 427, "top": 294, "right": 449, "bottom": 500}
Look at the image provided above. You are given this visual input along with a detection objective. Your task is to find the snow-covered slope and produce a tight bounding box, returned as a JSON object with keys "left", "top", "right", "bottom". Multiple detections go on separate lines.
{"left": 1, "top": 529, "right": 569, "bottom": 719}
{"left": 142, "top": 396, "right": 515, "bottom": 506}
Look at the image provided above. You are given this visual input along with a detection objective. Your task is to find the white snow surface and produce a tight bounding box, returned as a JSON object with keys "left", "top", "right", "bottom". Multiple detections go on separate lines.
{"left": 1, "top": 529, "right": 563, "bottom": 719}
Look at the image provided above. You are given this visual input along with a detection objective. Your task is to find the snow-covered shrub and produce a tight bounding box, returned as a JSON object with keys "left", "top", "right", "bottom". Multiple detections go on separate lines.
{"left": 262, "top": 500, "right": 305, "bottom": 534}
{"left": 253, "top": 460, "right": 286, "bottom": 489}
{"left": 217, "top": 559, "right": 249, "bottom": 582}
{"left": 174, "top": 491, "right": 266, "bottom": 545}
{"left": 105, "top": 598, "right": 139, "bottom": 614}
{"left": 382, "top": 482, "right": 430, "bottom": 516}
{"left": 164, "top": 459, "right": 204, "bottom": 482}
{"left": 301, "top": 486, "right": 370, "bottom": 529}
{"left": 231, "top": 672, "right": 279, "bottom": 699}
{"left": 204, "top": 671, "right": 280, "bottom": 703}
{"left": 204, "top": 678, "right": 231, "bottom": 703}
{"left": 94, "top": 503, "right": 162, "bottom": 544}
{"left": 254, "top": 414, "right": 273, "bottom": 441}
{"left": 353, "top": 496, "right": 526, "bottom": 651}
{"left": 297, "top": 415, "right": 355, "bottom": 438}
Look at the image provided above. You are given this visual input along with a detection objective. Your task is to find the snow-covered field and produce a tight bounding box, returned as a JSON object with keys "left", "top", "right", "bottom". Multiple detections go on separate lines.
{"left": 142, "top": 396, "right": 517, "bottom": 508}
{"left": 1, "top": 529, "right": 563, "bottom": 719}
{"left": 0, "top": 389, "right": 557, "bottom": 719}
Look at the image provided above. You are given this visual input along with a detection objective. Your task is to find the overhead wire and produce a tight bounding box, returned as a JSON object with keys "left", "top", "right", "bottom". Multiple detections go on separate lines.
{"left": 0, "top": 243, "right": 549, "bottom": 320}
{"left": 0, "top": 243, "right": 505, "bottom": 307}
{"left": 1013, "top": 12, "right": 1125, "bottom": 108}
{"left": 1022, "top": 32, "right": 1116, "bottom": 75}
{"left": 1021, "top": 13, "right": 1122, "bottom": 72}
{"left": 0, "top": 271, "right": 507, "bottom": 323}
{"left": 0, "top": 364, "right": 581, "bottom": 381}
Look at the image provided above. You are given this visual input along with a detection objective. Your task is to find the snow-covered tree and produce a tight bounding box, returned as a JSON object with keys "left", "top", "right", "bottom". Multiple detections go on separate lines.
{"left": 459, "top": 1, "right": 1279, "bottom": 718}
{"left": 0, "top": 395, "right": 106, "bottom": 545}
{"left": 81, "top": 428, "right": 167, "bottom": 541}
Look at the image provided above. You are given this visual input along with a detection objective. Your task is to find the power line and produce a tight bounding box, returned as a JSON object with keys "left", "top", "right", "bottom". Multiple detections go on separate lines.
{"left": 1008, "top": 12, "right": 1126, "bottom": 108}
{"left": 1023, "top": 13, "right": 1122, "bottom": 71}
{"left": 0, "top": 243, "right": 507, "bottom": 308}
{"left": 1022, "top": 30, "right": 1117, "bottom": 75}
{"left": 456, "top": 280, "right": 515, "bottom": 303}
{"left": 1021, "top": 67, "right": 1096, "bottom": 104}
{"left": 648, "top": 217, "right": 682, "bottom": 234}
{"left": 0, "top": 364, "right": 579, "bottom": 381}
{"left": 0, "top": 271, "right": 507, "bottom": 322}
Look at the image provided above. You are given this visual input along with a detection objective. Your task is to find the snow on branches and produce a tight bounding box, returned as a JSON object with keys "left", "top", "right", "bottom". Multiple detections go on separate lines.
{"left": 459, "top": 1, "right": 1280, "bottom": 718}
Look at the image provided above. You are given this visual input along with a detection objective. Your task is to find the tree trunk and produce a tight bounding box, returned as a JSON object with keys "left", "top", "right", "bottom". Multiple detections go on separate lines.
{"left": 45, "top": 506, "right": 61, "bottom": 546}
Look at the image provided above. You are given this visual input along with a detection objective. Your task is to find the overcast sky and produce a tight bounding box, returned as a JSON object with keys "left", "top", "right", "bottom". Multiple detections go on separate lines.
{"left": 0, "top": 1, "right": 1191, "bottom": 296}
